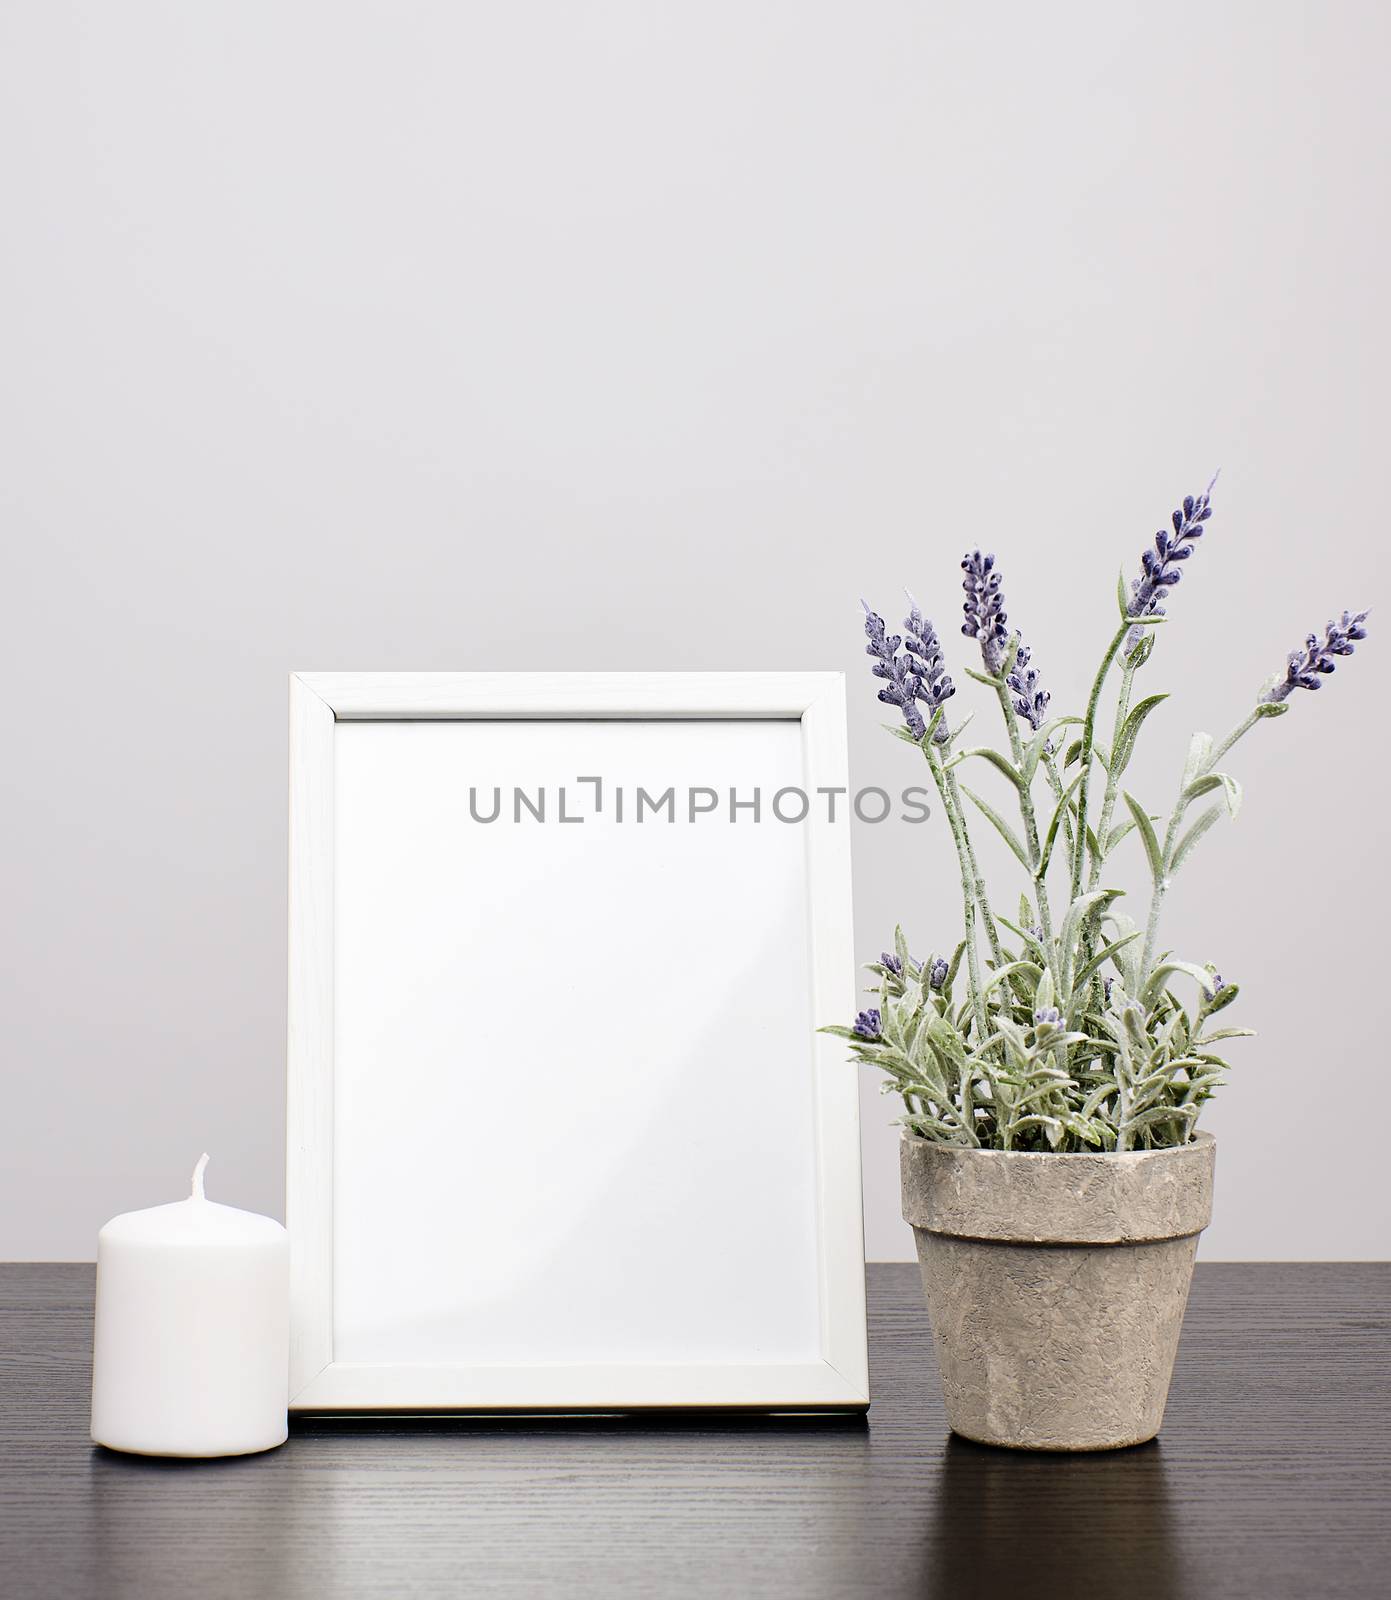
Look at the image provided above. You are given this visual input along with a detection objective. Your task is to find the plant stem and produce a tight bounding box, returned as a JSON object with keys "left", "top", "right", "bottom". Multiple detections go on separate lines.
{"left": 925, "top": 747, "right": 992, "bottom": 1049}
{"left": 1139, "top": 708, "right": 1263, "bottom": 976}
{"left": 1210, "top": 709, "right": 1261, "bottom": 767}
{"left": 945, "top": 769, "right": 1006, "bottom": 968}
{"left": 1088, "top": 657, "right": 1137, "bottom": 891}
{"left": 955, "top": 1031, "right": 977, "bottom": 1147}
{"left": 1070, "top": 622, "right": 1130, "bottom": 900}
{"left": 1042, "top": 749, "right": 1076, "bottom": 876}
{"left": 989, "top": 678, "right": 1061, "bottom": 989}
{"left": 1079, "top": 651, "right": 1138, "bottom": 1011}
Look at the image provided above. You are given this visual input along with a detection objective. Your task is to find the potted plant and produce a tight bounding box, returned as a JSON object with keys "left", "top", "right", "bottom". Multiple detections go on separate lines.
{"left": 825, "top": 482, "right": 1369, "bottom": 1450}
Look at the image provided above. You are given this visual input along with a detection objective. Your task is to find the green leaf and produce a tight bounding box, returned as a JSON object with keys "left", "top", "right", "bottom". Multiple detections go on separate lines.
{"left": 894, "top": 924, "right": 911, "bottom": 972}
{"left": 945, "top": 939, "right": 967, "bottom": 988}
{"left": 1063, "top": 738, "right": 1084, "bottom": 770}
{"left": 980, "top": 960, "right": 1042, "bottom": 999}
{"left": 1184, "top": 771, "right": 1235, "bottom": 825}
{"left": 949, "top": 747, "right": 1026, "bottom": 792}
{"left": 1021, "top": 715, "right": 1084, "bottom": 784}
{"left": 1183, "top": 769, "right": 1241, "bottom": 818}
{"left": 1010, "top": 1113, "right": 1066, "bottom": 1143}
{"left": 1105, "top": 818, "right": 1138, "bottom": 853}
{"left": 1124, "top": 791, "right": 1164, "bottom": 882}
{"left": 877, "top": 1043, "right": 922, "bottom": 1079}
{"left": 910, "top": 1033, "right": 953, "bottom": 1102}
{"left": 1012, "top": 1082, "right": 1069, "bottom": 1117}
{"left": 930, "top": 1012, "right": 968, "bottom": 1061}
{"left": 1110, "top": 693, "right": 1169, "bottom": 778}
{"left": 1079, "top": 1079, "right": 1119, "bottom": 1120}
{"left": 995, "top": 1016, "right": 1032, "bottom": 1070}
{"left": 960, "top": 784, "right": 1032, "bottom": 871}
{"left": 902, "top": 1112, "right": 971, "bottom": 1143}
{"left": 1142, "top": 960, "right": 1222, "bottom": 1008}
{"left": 1058, "top": 888, "right": 1124, "bottom": 961}
{"left": 881, "top": 1007, "right": 908, "bottom": 1050}
{"left": 1122, "top": 1002, "right": 1149, "bottom": 1051}
{"left": 1066, "top": 1116, "right": 1109, "bottom": 1148}
{"left": 1037, "top": 772, "right": 1083, "bottom": 878}
{"left": 1123, "top": 1105, "right": 1199, "bottom": 1135}
{"left": 1124, "top": 631, "right": 1156, "bottom": 669}
{"left": 996, "top": 916, "right": 1046, "bottom": 958}
{"left": 1182, "top": 730, "right": 1213, "bottom": 787}
{"left": 963, "top": 665, "right": 1002, "bottom": 688}
{"left": 1181, "top": 1087, "right": 1214, "bottom": 1113}
{"left": 1186, "top": 1050, "right": 1233, "bottom": 1069}
{"left": 1070, "top": 931, "right": 1142, "bottom": 995}
{"left": 1171, "top": 803, "right": 1223, "bottom": 873}
{"left": 925, "top": 1015, "right": 972, "bottom": 1083}
{"left": 1116, "top": 568, "right": 1129, "bottom": 617}
{"left": 1254, "top": 700, "right": 1289, "bottom": 718}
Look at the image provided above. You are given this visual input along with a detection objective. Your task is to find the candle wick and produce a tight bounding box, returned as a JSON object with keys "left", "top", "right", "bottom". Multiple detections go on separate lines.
{"left": 191, "top": 1153, "right": 210, "bottom": 1201}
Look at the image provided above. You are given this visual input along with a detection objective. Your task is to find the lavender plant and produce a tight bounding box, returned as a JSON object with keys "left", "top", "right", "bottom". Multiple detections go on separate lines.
{"left": 826, "top": 488, "right": 1369, "bottom": 1152}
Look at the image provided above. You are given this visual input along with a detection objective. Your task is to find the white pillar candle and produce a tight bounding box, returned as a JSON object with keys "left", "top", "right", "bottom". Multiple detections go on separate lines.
{"left": 91, "top": 1155, "right": 289, "bottom": 1457}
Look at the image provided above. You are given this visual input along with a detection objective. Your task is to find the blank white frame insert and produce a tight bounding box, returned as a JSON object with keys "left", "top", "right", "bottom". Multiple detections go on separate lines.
{"left": 287, "top": 672, "right": 866, "bottom": 1412}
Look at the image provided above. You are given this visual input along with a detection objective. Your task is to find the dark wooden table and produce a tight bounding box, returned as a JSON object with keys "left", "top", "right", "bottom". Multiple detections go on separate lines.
{"left": 2, "top": 1263, "right": 1387, "bottom": 1598}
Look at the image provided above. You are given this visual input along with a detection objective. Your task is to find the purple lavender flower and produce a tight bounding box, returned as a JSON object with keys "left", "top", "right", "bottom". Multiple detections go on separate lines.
{"left": 1126, "top": 482, "right": 1216, "bottom": 645}
{"left": 961, "top": 551, "right": 1009, "bottom": 673}
{"left": 853, "top": 1008, "right": 883, "bottom": 1041}
{"left": 927, "top": 957, "right": 949, "bottom": 991}
{"left": 1261, "top": 610, "right": 1370, "bottom": 702}
{"left": 959, "top": 551, "right": 1050, "bottom": 730}
{"left": 881, "top": 952, "right": 903, "bottom": 977}
{"left": 862, "top": 600, "right": 955, "bottom": 743}
{"left": 1007, "top": 640, "right": 1050, "bottom": 730}
{"left": 903, "top": 599, "right": 956, "bottom": 741}
{"left": 863, "top": 605, "right": 927, "bottom": 740}
{"left": 1033, "top": 1006, "right": 1063, "bottom": 1029}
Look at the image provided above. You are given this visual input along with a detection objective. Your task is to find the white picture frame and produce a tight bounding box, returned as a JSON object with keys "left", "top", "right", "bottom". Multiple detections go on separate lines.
{"left": 287, "top": 672, "right": 867, "bottom": 1412}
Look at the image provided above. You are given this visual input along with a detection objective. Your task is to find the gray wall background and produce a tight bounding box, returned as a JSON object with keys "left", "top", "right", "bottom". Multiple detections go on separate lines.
{"left": 3, "top": 1, "right": 1387, "bottom": 1261}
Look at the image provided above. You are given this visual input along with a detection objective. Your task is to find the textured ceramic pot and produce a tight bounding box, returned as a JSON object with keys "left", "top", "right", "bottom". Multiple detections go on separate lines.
{"left": 901, "top": 1131, "right": 1215, "bottom": 1451}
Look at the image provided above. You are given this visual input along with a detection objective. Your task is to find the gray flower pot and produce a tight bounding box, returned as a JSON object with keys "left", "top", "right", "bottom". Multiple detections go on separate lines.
{"left": 901, "top": 1131, "right": 1215, "bottom": 1451}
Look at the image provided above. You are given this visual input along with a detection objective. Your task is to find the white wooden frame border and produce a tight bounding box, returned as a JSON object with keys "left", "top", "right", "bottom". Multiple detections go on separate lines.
{"left": 287, "top": 672, "right": 867, "bottom": 1412}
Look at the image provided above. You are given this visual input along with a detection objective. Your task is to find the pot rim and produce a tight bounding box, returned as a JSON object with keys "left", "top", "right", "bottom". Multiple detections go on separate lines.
{"left": 900, "top": 1129, "right": 1215, "bottom": 1244}
{"left": 899, "top": 1128, "right": 1215, "bottom": 1162}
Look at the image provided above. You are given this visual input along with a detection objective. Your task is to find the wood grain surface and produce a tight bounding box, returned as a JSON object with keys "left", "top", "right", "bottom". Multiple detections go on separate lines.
{"left": 2, "top": 1262, "right": 1387, "bottom": 1598}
